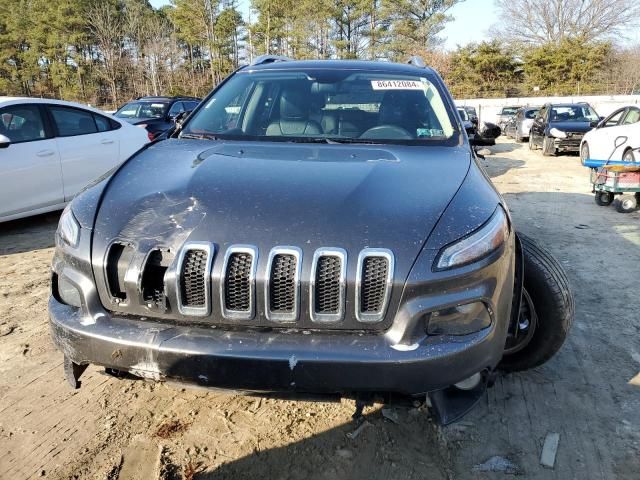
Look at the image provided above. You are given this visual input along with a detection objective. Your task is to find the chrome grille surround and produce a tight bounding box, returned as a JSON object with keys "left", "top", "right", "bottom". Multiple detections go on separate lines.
{"left": 265, "top": 246, "right": 302, "bottom": 323}
{"left": 355, "top": 248, "right": 394, "bottom": 323}
{"left": 220, "top": 245, "right": 258, "bottom": 320}
{"left": 175, "top": 242, "right": 214, "bottom": 317}
{"left": 310, "top": 248, "right": 347, "bottom": 323}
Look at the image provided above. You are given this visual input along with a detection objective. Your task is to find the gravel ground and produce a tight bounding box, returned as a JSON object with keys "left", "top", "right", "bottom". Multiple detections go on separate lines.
{"left": 1, "top": 137, "right": 639, "bottom": 479}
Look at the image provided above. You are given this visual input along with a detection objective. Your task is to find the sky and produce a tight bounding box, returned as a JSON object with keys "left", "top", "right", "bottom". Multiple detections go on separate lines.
{"left": 149, "top": 0, "right": 493, "bottom": 51}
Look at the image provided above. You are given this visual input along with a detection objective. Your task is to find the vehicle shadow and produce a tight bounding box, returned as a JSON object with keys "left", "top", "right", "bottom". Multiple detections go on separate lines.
{"left": 479, "top": 155, "right": 526, "bottom": 179}
{"left": 490, "top": 141, "right": 524, "bottom": 154}
{"left": 191, "top": 406, "right": 452, "bottom": 480}
{"left": 0, "top": 210, "right": 60, "bottom": 255}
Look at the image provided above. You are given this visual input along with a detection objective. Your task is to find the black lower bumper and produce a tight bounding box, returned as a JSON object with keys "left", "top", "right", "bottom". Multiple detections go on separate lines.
{"left": 49, "top": 297, "right": 504, "bottom": 396}
{"left": 554, "top": 138, "right": 582, "bottom": 152}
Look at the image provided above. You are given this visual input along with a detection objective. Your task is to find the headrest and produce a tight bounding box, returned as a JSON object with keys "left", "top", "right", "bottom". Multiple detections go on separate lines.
{"left": 280, "top": 83, "right": 311, "bottom": 120}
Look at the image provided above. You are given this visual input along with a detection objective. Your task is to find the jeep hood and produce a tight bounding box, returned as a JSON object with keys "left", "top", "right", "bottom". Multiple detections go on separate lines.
{"left": 92, "top": 139, "right": 471, "bottom": 281}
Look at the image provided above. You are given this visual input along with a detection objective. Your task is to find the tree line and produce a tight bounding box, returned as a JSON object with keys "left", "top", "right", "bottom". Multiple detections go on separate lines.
{"left": 0, "top": 0, "right": 639, "bottom": 109}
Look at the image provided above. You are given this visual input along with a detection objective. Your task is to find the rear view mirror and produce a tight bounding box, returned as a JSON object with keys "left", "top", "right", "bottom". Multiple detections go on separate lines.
{"left": 0, "top": 134, "right": 10, "bottom": 149}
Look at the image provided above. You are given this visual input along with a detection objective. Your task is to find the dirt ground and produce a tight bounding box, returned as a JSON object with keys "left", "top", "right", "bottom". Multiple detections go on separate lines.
{"left": 1, "top": 137, "right": 639, "bottom": 480}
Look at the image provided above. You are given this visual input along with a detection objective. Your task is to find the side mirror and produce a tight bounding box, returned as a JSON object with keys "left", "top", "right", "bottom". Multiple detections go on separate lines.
{"left": 174, "top": 111, "right": 190, "bottom": 128}
{"left": 0, "top": 134, "right": 10, "bottom": 149}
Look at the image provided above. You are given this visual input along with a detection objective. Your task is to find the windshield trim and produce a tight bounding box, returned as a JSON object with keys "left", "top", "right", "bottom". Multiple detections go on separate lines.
{"left": 179, "top": 132, "right": 461, "bottom": 147}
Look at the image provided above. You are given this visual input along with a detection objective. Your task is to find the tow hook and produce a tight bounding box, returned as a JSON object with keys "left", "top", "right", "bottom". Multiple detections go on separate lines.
{"left": 63, "top": 355, "right": 88, "bottom": 389}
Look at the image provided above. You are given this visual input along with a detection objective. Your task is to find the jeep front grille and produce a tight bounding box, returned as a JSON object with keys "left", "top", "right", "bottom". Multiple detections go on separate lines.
{"left": 176, "top": 242, "right": 213, "bottom": 316}
{"left": 127, "top": 243, "right": 394, "bottom": 326}
{"left": 311, "top": 248, "right": 346, "bottom": 322}
{"left": 266, "top": 247, "right": 302, "bottom": 322}
{"left": 356, "top": 249, "right": 394, "bottom": 323}
{"left": 221, "top": 246, "right": 257, "bottom": 319}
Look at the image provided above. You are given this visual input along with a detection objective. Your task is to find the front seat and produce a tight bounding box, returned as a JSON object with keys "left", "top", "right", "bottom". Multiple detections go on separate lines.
{"left": 266, "top": 84, "right": 322, "bottom": 136}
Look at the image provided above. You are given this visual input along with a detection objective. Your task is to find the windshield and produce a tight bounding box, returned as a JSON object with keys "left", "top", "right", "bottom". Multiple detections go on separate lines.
{"left": 500, "top": 107, "right": 519, "bottom": 116}
{"left": 115, "top": 101, "right": 169, "bottom": 119}
{"left": 524, "top": 109, "right": 539, "bottom": 119}
{"left": 182, "top": 69, "right": 458, "bottom": 145}
{"left": 550, "top": 105, "right": 599, "bottom": 123}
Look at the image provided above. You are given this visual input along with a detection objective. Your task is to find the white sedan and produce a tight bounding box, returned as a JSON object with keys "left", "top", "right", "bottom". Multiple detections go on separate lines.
{"left": 580, "top": 105, "right": 640, "bottom": 163}
{"left": 0, "top": 97, "right": 149, "bottom": 222}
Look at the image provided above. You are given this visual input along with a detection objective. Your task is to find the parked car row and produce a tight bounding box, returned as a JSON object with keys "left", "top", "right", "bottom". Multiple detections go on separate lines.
{"left": 500, "top": 102, "right": 640, "bottom": 162}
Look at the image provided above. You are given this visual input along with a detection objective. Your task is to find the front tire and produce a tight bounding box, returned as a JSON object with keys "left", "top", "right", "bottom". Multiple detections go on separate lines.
{"left": 580, "top": 142, "right": 590, "bottom": 165}
{"left": 528, "top": 133, "right": 537, "bottom": 150}
{"left": 623, "top": 149, "right": 635, "bottom": 162}
{"left": 500, "top": 234, "right": 574, "bottom": 372}
{"left": 542, "top": 136, "right": 556, "bottom": 156}
{"left": 595, "top": 191, "right": 614, "bottom": 206}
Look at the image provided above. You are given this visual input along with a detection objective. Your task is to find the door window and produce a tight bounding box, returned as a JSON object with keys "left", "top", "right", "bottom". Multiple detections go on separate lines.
{"left": 0, "top": 105, "right": 47, "bottom": 143}
{"left": 50, "top": 107, "right": 98, "bottom": 137}
{"left": 622, "top": 108, "right": 640, "bottom": 125}
{"left": 603, "top": 109, "right": 625, "bottom": 127}
{"left": 94, "top": 114, "right": 120, "bottom": 132}
{"left": 168, "top": 102, "right": 185, "bottom": 118}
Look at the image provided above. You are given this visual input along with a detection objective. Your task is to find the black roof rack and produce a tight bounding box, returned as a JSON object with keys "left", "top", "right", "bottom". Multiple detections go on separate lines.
{"left": 135, "top": 95, "right": 200, "bottom": 101}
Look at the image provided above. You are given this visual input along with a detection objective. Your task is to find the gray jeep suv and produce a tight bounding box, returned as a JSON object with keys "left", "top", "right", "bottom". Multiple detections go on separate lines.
{"left": 49, "top": 56, "right": 573, "bottom": 423}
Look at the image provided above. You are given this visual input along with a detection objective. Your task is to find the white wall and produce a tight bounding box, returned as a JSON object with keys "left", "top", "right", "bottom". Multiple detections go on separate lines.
{"left": 456, "top": 95, "right": 640, "bottom": 124}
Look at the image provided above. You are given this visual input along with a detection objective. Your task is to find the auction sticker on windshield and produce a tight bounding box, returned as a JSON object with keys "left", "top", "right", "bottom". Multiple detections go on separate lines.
{"left": 371, "top": 80, "right": 424, "bottom": 90}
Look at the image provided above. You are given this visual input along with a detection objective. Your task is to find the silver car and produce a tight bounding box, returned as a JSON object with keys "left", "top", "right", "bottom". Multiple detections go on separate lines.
{"left": 505, "top": 107, "right": 540, "bottom": 142}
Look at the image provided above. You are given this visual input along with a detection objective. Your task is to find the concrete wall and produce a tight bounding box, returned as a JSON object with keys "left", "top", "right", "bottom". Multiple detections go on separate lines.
{"left": 456, "top": 94, "right": 640, "bottom": 124}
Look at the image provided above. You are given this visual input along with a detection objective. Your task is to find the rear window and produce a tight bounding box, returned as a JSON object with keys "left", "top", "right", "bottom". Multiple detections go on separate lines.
{"left": 183, "top": 69, "right": 458, "bottom": 145}
{"left": 115, "top": 101, "right": 168, "bottom": 119}
{"left": 50, "top": 107, "right": 98, "bottom": 137}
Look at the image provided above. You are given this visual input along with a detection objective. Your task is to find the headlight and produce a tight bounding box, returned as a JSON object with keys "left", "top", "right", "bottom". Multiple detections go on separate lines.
{"left": 58, "top": 205, "right": 80, "bottom": 248}
{"left": 435, "top": 206, "right": 509, "bottom": 270}
{"left": 549, "top": 128, "right": 567, "bottom": 139}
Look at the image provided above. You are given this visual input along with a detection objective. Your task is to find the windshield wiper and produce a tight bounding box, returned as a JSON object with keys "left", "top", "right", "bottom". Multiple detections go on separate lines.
{"left": 180, "top": 132, "right": 219, "bottom": 140}
{"left": 287, "top": 137, "right": 379, "bottom": 145}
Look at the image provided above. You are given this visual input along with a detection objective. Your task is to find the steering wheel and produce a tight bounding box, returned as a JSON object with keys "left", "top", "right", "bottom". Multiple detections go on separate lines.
{"left": 360, "top": 125, "right": 413, "bottom": 140}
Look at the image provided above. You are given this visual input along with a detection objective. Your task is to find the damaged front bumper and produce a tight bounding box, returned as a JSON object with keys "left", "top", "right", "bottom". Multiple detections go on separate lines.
{"left": 50, "top": 296, "right": 502, "bottom": 396}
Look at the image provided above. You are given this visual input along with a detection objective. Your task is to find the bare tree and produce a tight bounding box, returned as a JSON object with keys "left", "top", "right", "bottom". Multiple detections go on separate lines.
{"left": 493, "top": 0, "right": 640, "bottom": 45}
{"left": 88, "top": 3, "right": 125, "bottom": 106}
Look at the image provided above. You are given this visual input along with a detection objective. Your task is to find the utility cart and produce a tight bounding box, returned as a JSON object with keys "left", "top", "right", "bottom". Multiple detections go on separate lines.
{"left": 584, "top": 159, "right": 640, "bottom": 213}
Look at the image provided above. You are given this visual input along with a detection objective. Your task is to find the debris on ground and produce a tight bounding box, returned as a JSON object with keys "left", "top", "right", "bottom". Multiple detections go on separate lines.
{"left": 154, "top": 419, "right": 190, "bottom": 439}
{"left": 540, "top": 432, "right": 560, "bottom": 469}
{"left": 381, "top": 408, "right": 400, "bottom": 424}
{"left": 472, "top": 455, "right": 522, "bottom": 475}
{"left": 346, "top": 420, "right": 371, "bottom": 440}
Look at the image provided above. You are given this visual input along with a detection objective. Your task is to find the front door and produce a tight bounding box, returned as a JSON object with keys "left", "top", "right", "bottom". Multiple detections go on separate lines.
{"left": 0, "top": 104, "right": 64, "bottom": 219}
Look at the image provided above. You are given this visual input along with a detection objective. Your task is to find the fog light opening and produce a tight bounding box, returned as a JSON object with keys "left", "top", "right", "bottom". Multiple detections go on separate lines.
{"left": 56, "top": 274, "right": 82, "bottom": 308}
{"left": 454, "top": 372, "right": 482, "bottom": 391}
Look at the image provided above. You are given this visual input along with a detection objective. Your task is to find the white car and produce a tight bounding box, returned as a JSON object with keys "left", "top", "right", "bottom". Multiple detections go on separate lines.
{"left": 0, "top": 97, "right": 149, "bottom": 222}
{"left": 580, "top": 106, "right": 640, "bottom": 164}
